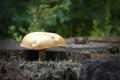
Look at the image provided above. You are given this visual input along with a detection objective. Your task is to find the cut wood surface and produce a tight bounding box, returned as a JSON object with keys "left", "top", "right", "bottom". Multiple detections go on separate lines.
{"left": 0, "top": 38, "right": 120, "bottom": 80}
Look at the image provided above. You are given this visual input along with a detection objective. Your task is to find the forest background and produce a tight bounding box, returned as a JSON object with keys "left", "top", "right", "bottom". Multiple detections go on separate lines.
{"left": 0, "top": 0, "right": 120, "bottom": 41}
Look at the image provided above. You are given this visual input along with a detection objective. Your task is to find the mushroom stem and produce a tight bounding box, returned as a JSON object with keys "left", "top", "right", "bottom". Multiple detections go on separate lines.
{"left": 39, "top": 49, "right": 46, "bottom": 61}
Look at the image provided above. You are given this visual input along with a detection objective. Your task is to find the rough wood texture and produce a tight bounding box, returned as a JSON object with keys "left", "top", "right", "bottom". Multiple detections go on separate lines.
{"left": 0, "top": 38, "right": 120, "bottom": 80}
{"left": 0, "top": 39, "right": 119, "bottom": 61}
{"left": 79, "top": 59, "right": 120, "bottom": 80}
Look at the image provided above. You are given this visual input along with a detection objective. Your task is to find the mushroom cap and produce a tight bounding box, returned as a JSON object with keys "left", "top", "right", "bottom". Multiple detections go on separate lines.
{"left": 20, "top": 32, "right": 66, "bottom": 50}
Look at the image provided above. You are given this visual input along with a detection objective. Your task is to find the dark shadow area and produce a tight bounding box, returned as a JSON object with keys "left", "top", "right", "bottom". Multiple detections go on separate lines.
{"left": 46, "top": 51, "right": 67, "bottom": 61}
{"left": 22, "top": 50, "right": 39, "bottom": 61}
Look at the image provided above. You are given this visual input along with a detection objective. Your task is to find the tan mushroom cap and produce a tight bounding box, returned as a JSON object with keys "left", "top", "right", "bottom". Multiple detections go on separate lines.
{"left": 20, "top": 32, "right": 66, "bottom": 50}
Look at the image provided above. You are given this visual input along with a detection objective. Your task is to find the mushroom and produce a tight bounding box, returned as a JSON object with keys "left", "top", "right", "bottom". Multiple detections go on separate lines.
{"left": 20, "top": 32, "right": 66, "bottom": 61}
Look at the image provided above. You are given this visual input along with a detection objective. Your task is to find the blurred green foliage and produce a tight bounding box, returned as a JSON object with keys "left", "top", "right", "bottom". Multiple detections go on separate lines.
{"left": 0, "top": 0, "right": 120, "bottom": 40}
